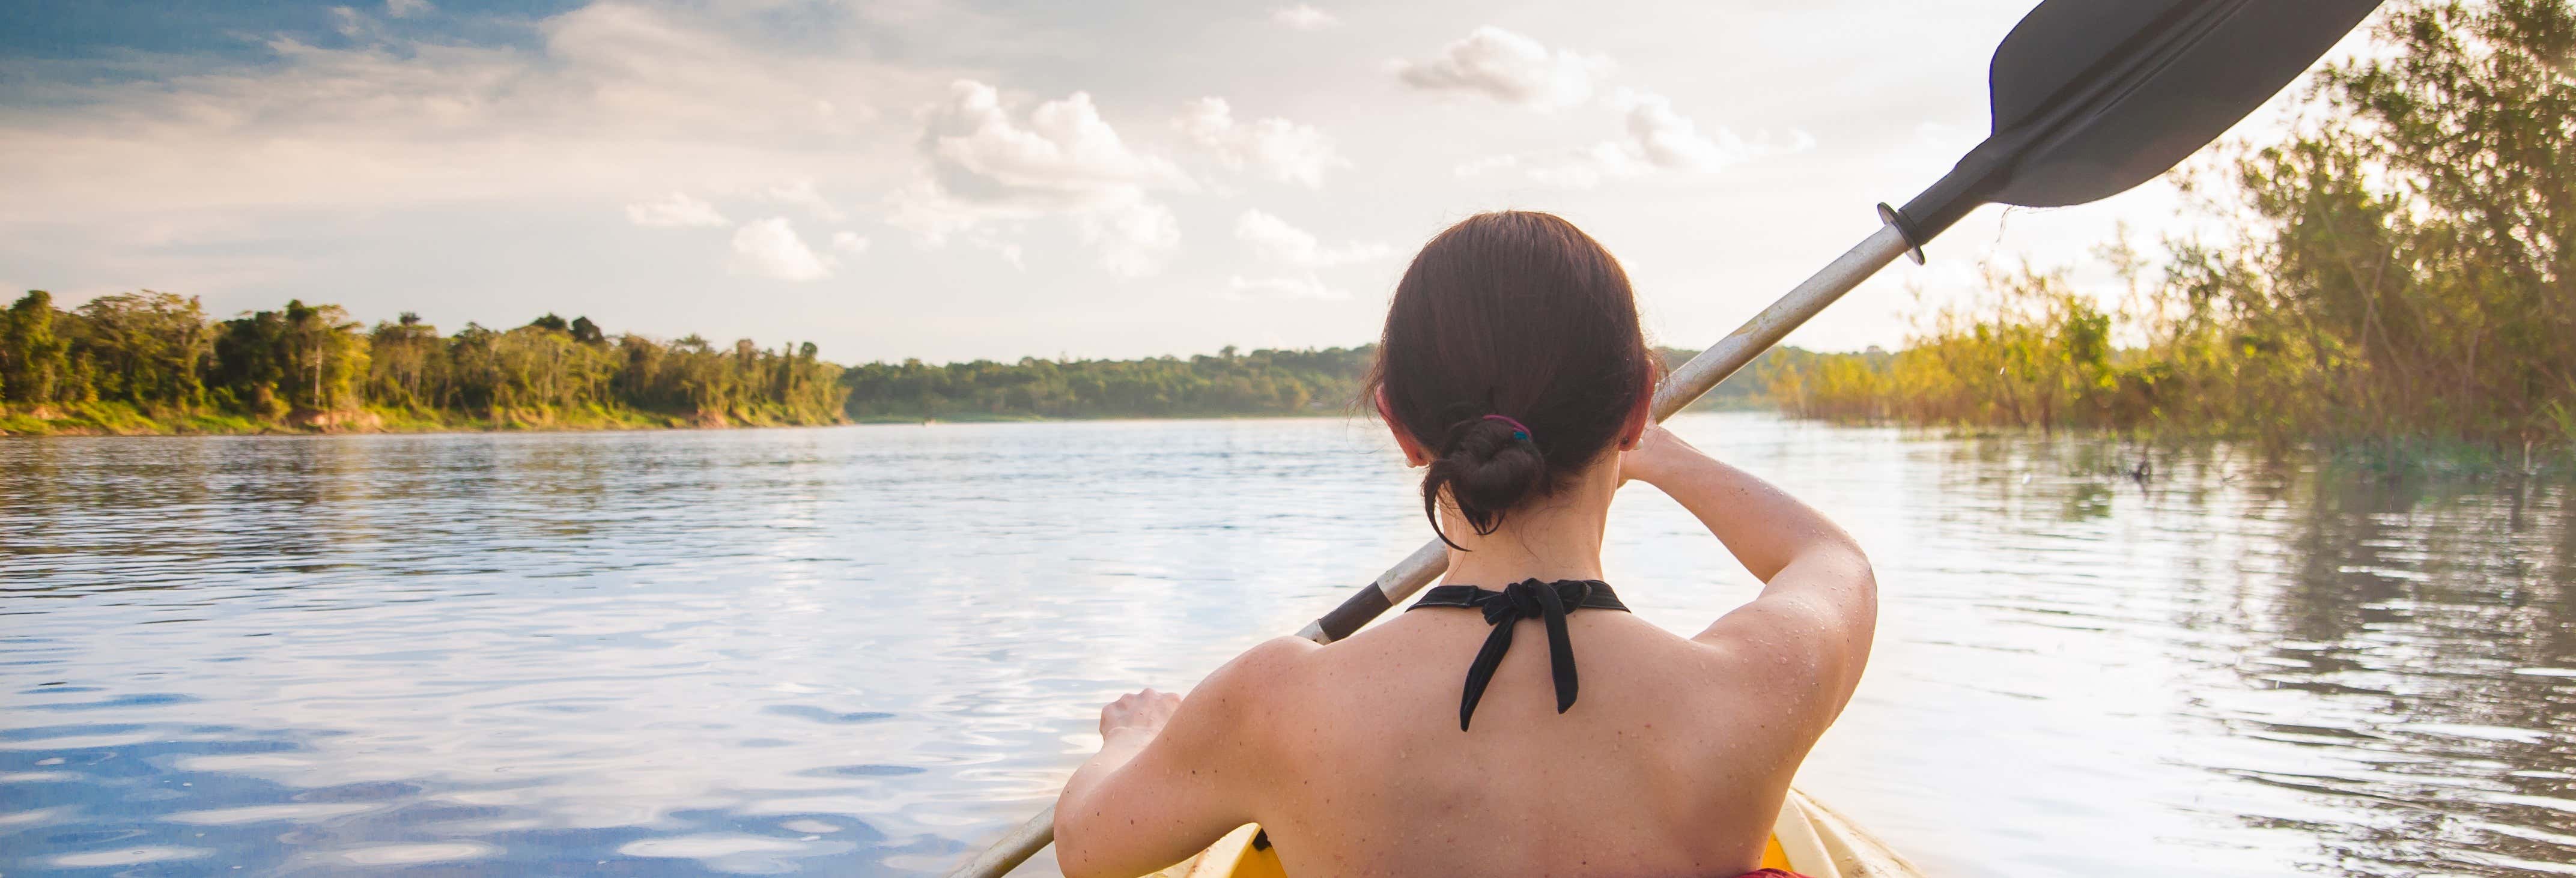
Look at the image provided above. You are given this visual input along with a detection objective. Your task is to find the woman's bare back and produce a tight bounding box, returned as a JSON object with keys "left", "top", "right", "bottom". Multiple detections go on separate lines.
{"left": 1237, "top": 604, "right": 1839, "bottom": 877}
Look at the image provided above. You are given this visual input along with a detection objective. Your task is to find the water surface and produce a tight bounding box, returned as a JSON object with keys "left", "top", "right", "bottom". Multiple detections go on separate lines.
{"left": 3, "top": 414, "right": 2572, "bottom": 876}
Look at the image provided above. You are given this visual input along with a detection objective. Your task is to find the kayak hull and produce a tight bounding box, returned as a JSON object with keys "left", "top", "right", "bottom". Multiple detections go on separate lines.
{"left": 1142, "top": 788, "right": 1922, "bottom": 878}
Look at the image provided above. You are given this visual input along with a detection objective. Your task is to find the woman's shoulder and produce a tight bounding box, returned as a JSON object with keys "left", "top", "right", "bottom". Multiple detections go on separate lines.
{"left": 1215, "top": 635, "right": 1323, "bottom": 683}
{"left": 1188, "top": 637, "right": 1323, "bottom": 719}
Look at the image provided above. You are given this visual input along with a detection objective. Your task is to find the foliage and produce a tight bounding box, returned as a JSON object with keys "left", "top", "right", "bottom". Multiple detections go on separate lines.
{"left": 832, "top": 345, "right": 1782, "bottom": 422}
{"left": 1765, "top": 263, "right": 2134, "bottom": 432}
{"left": 0, "top": 294, "right": 848, "bottom": 434}
{"left": 211, "top": 299, "right": 370, "bottom": 418}
{"left": 839, "top": 345, "right": 1372, "bottom": 420}
{"left": 1766, "top": 0, "right": 2576, "bottom": 455}
{"left": 0, "top": 288, "right": 1866, "bottom": 435}
{"left": 1, "top": 291, "right": 72, "bottom": 404}
{"left": 74, "top": 292, "right": 213, "bottom": 409}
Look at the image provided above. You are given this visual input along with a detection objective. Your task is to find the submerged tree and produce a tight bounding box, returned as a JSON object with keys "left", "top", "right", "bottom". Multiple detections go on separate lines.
{"left": 2199, "top": 0, "right": 2576, "bottom": 443}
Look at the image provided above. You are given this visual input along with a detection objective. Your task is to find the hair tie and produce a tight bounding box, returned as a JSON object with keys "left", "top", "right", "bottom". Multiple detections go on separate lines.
{"left": 1481, "top": 414, "right": 1533, "bottom": 441}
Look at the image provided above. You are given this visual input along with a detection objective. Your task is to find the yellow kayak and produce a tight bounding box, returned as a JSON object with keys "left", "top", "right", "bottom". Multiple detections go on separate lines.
{"left": 1143, "top": 789, "right": 1923, "bottom": 878}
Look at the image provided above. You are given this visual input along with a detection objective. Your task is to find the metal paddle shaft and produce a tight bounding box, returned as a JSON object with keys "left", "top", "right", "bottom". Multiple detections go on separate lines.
{"left": 944, "top": 0, "right": 2387, "bottom": 873}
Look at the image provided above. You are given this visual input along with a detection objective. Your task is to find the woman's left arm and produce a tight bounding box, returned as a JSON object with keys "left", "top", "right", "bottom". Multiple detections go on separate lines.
{"left": 1053, "top": 638, "right": 1303, "bottom": 878}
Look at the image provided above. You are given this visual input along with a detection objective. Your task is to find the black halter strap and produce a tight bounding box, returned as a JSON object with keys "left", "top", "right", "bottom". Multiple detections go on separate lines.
{"left": 1405, "top": 578, "right": 1629, "bottom": 731}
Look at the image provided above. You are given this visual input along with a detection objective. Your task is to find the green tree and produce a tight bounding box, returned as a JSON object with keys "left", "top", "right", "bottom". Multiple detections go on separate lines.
{"left": 837, "top": 346, "right": 1373, "bottom": 420}
{"left": 366, "top": 313, "right": 445, "bottom": 410}
{"left": 1, "top": 291, "right": 73, "bottom": 404}
{"left": 213, "top": 300, "right": 368, "bottom": 416}
{"left": 71, "top": 291, "right": 211, "bottom": 408}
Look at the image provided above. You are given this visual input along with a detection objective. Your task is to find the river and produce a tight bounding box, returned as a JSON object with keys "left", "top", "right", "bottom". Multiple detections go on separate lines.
{"left": 2, "top": 413, "right": 2571, "bottom": 876}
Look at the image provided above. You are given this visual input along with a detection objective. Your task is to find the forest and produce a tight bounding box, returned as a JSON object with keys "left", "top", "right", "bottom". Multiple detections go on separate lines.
{"left": 1762, "top": 0, "right": 2575, "bottom": 459}
{"left": 0, "top": 289, "right": 1403, "bottom": 433}
{"left": 840, "top": 346, "right": 1368, "bottom": 421}
{"left": 0, "top": 288, "right": 1781, "bottom": 435}
{"left": 834, "top": 345, "right": 1772, "bottom": 422}
{"left": 0, "top": 294, "right": 848, "bottom": 434}
{"left": 0, "top": 290, "right": 1393, "bottom": 434}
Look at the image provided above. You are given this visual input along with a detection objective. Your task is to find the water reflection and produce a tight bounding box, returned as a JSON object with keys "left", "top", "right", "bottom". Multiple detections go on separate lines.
{"left": 1, "top": 416, "right": 2571, "bottom": 877}
{"left": 2219, "top": 472, "right": 2576, "bottom": 875}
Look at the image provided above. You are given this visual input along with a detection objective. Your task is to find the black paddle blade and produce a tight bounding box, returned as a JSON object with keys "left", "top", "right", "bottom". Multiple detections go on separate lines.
{"left": 1987, "top": 0, "right": 2384, "bottom": 208}
{"left": 1891, "top": 0, "right": 2386, "bottom": 252}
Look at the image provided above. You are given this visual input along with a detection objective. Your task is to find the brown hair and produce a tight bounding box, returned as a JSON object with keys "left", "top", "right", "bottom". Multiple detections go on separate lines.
{"left": 1367, "top": 211, "right": 1656, "bottom": 549}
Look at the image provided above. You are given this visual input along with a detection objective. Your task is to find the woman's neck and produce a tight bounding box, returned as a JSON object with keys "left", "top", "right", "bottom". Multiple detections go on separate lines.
{"left": 1435, "top": 461, "right": 1620, "bottom": 586}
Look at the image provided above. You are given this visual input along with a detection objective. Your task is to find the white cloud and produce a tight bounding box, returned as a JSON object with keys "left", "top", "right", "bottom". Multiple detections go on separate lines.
{"left": 1456, "top": 89, "right": 1813, "bottom": 189}
{"left": 1451, "top": 142, "right": 1689, "bottom": 190}
{"left": 831, "top": 231, "right": 870, "bottom": 254}
{"left": 968, "top": 237, "right": 1027, "bottom": 270}
{"left": 765, "top": 180, "right": 846, "bottom": 222}
{"left": 889, "top": 79, "right": 1190, "bottom": 276}
{"left": 625, "top": 192, "right": 730, "bottom": 228}
{"left": 1393, "top": 26, "right": 1610, "bottom": 110}
{"left": 1080, "top": 200, "right": 1182, "bottom": 279}
{"left": 1614, "top": 89, "right": 1802, "bottom": 172}
{"left": 1228, "top": 209, "right": 1388, "bottom": 300}
{"left": 330, "top": 7, "right": 375, "bottom": 38}
{"left": 384, "top": 0, "right": 433, "bottom": 19}
{"left": 1227, "top": 275, "right": 1346, "bottom": 300}
{"left": 902, "top": 80, "right": 1189, "bottom": 219}
{"left": 730, "top": 217, "right": 834, "bottom": 281}
{"left": 1174, "top": 98, "right": 1347, "bottom": 188}
{"left": 1233, "top": 208, "right": 1388, "bottom": 267}
{"left": 1271, "top": 5, "right": 1340, "bottom": 31}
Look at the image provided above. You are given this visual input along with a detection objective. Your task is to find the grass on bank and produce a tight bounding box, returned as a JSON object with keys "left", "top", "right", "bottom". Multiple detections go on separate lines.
{"left": 0, "top": 401, "right": 850, "bottom": 437}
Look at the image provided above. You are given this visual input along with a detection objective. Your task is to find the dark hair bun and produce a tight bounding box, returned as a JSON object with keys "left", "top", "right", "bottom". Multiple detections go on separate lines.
{"left": 1422, "top": 416, "right": 1548, "bottom": 542}
{"left": 1367, "top": 211, "right": 1653, "bottom": 551}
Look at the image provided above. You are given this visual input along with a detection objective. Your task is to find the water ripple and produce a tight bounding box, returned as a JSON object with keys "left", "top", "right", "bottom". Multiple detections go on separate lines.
{"left": 1, "top": 417, "right": 2571, "bottom": 876}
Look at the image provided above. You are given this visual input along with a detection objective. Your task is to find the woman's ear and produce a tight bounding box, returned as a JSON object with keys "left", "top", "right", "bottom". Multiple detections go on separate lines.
{"left": 1617, "top": 386, "right": 1653, "bottom": 450}
{"left": 1375, "top": 387, "right": 1433, "bottom": 467}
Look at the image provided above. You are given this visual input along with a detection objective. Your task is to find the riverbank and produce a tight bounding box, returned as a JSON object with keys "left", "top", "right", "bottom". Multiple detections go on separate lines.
{"left": 22, "top": 400, "right": 2564, "bottom": 485}
{"left": 11, "top": 398, "right": 1785, "bottom": 435}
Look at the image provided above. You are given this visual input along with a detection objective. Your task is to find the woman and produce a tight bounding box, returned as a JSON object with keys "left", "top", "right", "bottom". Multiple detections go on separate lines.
{"left": 1055, "top": 211, "right": 1878, "bottom": 878}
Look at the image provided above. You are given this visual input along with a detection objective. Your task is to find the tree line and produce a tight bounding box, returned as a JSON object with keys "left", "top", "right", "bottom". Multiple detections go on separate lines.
{"left": 840, "top": 345, "right": 1370, "bottom": 420}
{"left": 0, "top": 285, "right": 1791, "bottom": 435}
{"left": 834, "top": 345, "right": 1776, "bottom": 422}
{"left": 1763, "top": 0, "right": 2575, "bottom": 458}
{"left": 0, "top": 291, "right": 848, "bottom": 433}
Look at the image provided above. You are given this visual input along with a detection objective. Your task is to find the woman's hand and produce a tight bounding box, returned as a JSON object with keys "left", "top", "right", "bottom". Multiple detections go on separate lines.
{"left": 1618, "top": 423, "right": 1707, "bottom": 486}
{"left": 1098, "top": 689, "right": 1181, "bottom": 742}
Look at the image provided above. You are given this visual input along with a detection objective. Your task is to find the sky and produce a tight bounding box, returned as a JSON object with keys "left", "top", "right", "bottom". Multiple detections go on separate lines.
{"left": 0, "top": 0, "right": 2375, "bottom": 364}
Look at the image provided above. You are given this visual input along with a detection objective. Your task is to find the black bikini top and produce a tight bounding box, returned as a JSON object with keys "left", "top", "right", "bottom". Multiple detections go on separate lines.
{"left": 1405, "top": 578, "right": 1630, "bottom": 731}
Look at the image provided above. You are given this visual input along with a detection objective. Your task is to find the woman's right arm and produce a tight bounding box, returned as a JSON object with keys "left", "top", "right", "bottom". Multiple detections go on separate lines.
{"left": 1619, "top": 424, "right": 1878, "bottom": 719}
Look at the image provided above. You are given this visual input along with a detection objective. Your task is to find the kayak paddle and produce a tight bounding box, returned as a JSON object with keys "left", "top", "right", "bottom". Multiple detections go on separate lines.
{"left": 946, "top": 1, "right": 2384, "bottom": 874}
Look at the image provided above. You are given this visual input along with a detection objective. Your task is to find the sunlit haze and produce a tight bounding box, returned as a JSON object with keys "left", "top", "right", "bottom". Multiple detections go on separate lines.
{"left": 0, "top": 0, "right": 2354, "bottom": 363}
